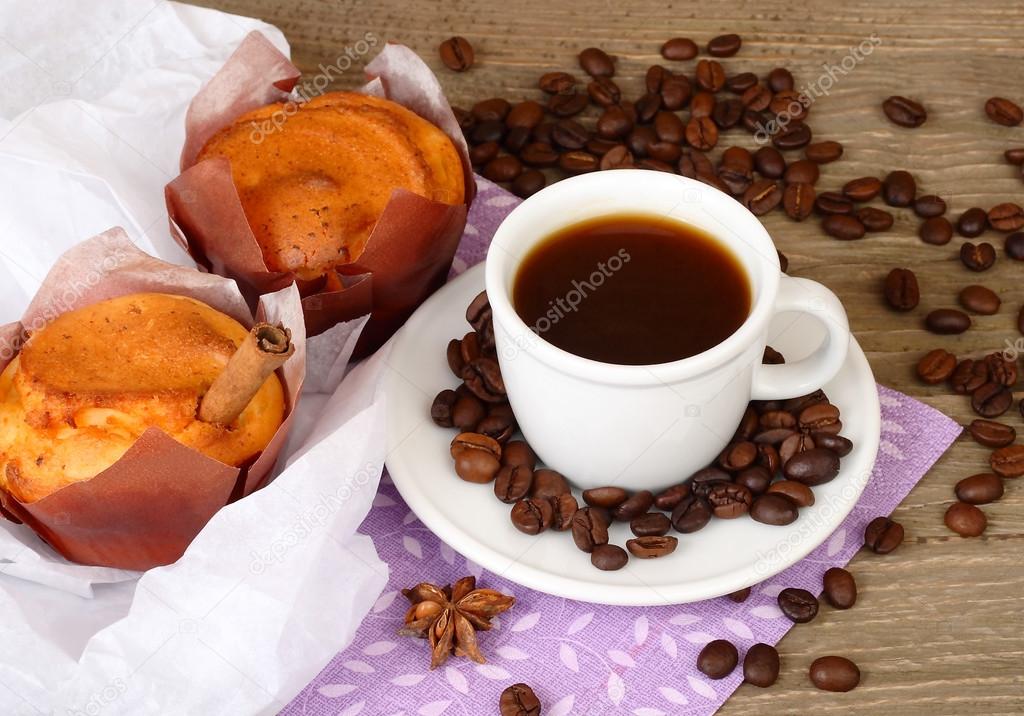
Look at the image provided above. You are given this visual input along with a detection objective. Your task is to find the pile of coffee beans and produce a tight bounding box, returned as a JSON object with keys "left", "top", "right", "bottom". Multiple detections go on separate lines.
{"left": 431, "top": 289, "right": 855, "bottom": 573}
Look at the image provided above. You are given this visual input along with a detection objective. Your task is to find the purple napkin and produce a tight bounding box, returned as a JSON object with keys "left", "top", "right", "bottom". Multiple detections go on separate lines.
{"left": 281, "top": 178, "right": 961, "bottom": 716}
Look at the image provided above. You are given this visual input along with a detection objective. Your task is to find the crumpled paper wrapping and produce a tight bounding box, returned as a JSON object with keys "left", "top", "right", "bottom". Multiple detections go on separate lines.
{"left": 0, "top": 2, "right": 391, "bottom": 713}
{"left": 166, "top": 32, "right": 475, "bottom": 357}
{"left": 0, "top": 228, "right": 306, "bottom": 571}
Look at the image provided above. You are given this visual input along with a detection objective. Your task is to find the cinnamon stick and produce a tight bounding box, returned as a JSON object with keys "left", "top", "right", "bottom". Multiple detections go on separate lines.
{"left": 198, "top": 323, "right": 294, "bottom": 425}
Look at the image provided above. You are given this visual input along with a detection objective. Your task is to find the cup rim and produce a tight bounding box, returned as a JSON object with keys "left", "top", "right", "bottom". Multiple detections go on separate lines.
{"left": 484, "top": 170, "right": 781, "bottom": 386}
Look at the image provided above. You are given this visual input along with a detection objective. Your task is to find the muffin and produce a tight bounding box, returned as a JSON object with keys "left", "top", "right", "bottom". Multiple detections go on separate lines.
{"left": 0, "top": 293, "right": 286, "bottom": 503}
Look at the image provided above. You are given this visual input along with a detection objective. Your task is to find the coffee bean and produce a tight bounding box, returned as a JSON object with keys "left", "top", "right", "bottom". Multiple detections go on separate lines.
{"left": 547, "top": 91, "right": 588, "bottom": 117}
{"left": 582, "top": 486, "right": 628, "bottom": 508}
{"left": 494, "top": 464, "right": 534, "bottom": 503}
{"left": 990, "top": 444, "right": 1024, "bottom": 477}
{"left": 471, "top": 119, "right": 505, "bottom": 144}
{"left": 550, "top": 119, "right": 588, "bottom": 150}
{"left": 815, "top": 191, "right": 854, "bottom": 215}
{"left": 882, "top": 268, "right": 919, "bottom": 311}
{"left": 810, "top": 656, "right": 860, "bottom": 692}
{"left": 960, "top": 241, "right": 996, "bottom": 271}
{"left": 661, "top": 75, "right": 693, "bottom": 110}
{"left": 499, "top": 683, "right": 541, "bottom": 716}
{"left": 712, "top": 98, "right": 745, "bottom": 129}
{"left": 784, "top": 159, "right": 819, "bottom": 184}
{"left": 883, "top": 95, "right": 927, "bottom": 127}
{"left": 805, "top": 140, "right": 843, "bottom": 163}
{"left": 984, "top": 352, "right": 1017, "bottom": 386}
{"left": 482, "top": 155, "right": 522, "bottom": 183}
{"left": 697, "top": 639, "right": 739, "bottom": 679}
{"left": 1006, "top": 232, "right": 1024, "bottom": 259}
{"left": 727, "top": 72, "right": 759, "bottom": 94}
{"left": 859, "top": 207, "right": 895, "bottom": 232}
{"left": 476, "top": 407, "right": 515, "bottom": 443}
{"left": 743, "top": 643, "right": 780, "bottom": 688}
{"left": 612, "top": 490, "right": 655, "bottom": 521}
{"left": 728, "top": 587, "right": 751, "bottom": 602}
{"left": 696, "top": 59, "right": 726, "bottom": 92}
{"left": 754, "top": 147, "right": 786, "bottom": 178}
{"left": 914, "top": 194, "right": 947, "bottom": 218}
{"left": 685, "top": 116, "right": 719, "bottom": 151}
{"left": 503, "top": 126, "right": 530, "bottom": 153}
{"left": 742, "top": 84, "right": 773, "bottom": 111}
{"left": 957, "top": 207, "right": 989, "bottom": 237}
{"left": 750, "top": 493, "right": 799, "bottom": 525}
{"left": 706, "top": 482, "right": 753, "bottom": 519}
{"left": 626, "top": 535, "right": 678, "bottom": 558}
{"left": 671, "top": 494, "right": 713, "bottom": 532}
{"left": 599, "top": 145, "right": 634, "bottom": 171}
{"left": 778, "top": 587, "right": 819, "bottom": 623}
{"left": 510, "top": 497, "right": 553, "bottom": 534}
{"left": 571, "top": 507, "right": 609, "bottom": 552}
{"left": 783, "top": 447, "right": 840, "bottom": 486}
{"left": 539, "top": 71, "right": 577, "bottom": 95}
{"left": 771, "top": 90, "right": 807, "bottom": 119}
{"left": 799, "top": 403, "right": 840, "bottom": 432}
{"left": 661, "top": 37, "right": 698, "bottom": 60}
{"left": 439, "top": 36, "right": 474, "bottom": 72}
{"left": 773, "top": 122, "right": 812, "bottom": 150}
{"left": 972, "top": 382, "right": 1012, "bottom": 418}
{"left": 760, "top": 409, "right": 796, "bottom": 431}
{"left": 511, "top": 170, "right": 546, "bottom": 199}
{"left": 744, "top": 180, "right": 783, "bottom": 216}
{"left": 578, "top": 47, "right": 614, "bottom": 77}
{"left": 815, "top": 434, "right": 853, "bottom": 457}
{"left": 549, "top": 493, "right": 579, "bottom": 531}
{"left": 767, "top": 480, "right": 815, "bottom": 507}
{"left": 968, "top": 419, "right": 1015, "bottom": 448}
{"left": 842, "top": 176, "right": 882, "bottom": 202}
{"left": 917, "top": 348, "right": 957, "bottom": 384}
{"left": 989, "top": 202, "right": 1024, "bottom": 232}
{"left": 469, "top": 141, "right": 500, "bottom": 166}
{"left": 718, "top": 441, "right": 758, "bottom": 471}
{"left": 631, "top": 512, "right": 672, "bottom": 537}
{"left": 587, "top": 137, "right": 621, "bottom": 155}
{"left": 985, "top": 96, "right": 1023, "bottom": 126}
{"left": 707, "top": 33, "right": 742, "bottom": 57}
{"left": 956, "top": 285, "right": 999, "bottom": 315}
{"left": 586, "top": 77, "right": 621, "bottom": 107}
{"left": 882, "top": 170, "right": 916, "bottom": 207}
{"left": 865, "top": 515, "right": 904, "bottom": 554}
{"left": 925, "top": 308, "right": 970, "bottom": 335}
{"left": 735, "top": 465, "right": 773, "bottom": 496}
{"left": 1019, "top": 305, "right": 1024, "bottom": 335}
{"left": 945, "top": 501, "right": 987, "bottom": 537}
{"left": 451, "top": 432, "right": 501, "bottom": 460}
{"left": 518, "top": 142, "right": 558, "bottom": 167}
{"left": 591, "top": 543, "right": 628, "bottom": 570}
{"left": 823, "top": 214, "right": 866, "bottom": 240}
{"left": 430, "top": 389, "right": 459, "bottom": 428}
{"left": 951, "top": 359, "right": 989, "bottom": 394}
{"left": 781, "top": 182, "right": 815, "bottom": 221}
{"left": 822, "top": 567, "right": 857, "bottom": 609}
{"left": 955, "top": 473, "right": 1004, "bottom": 504}
{"left": 530, "top": 468, "right": 570, "bottom": 499}
{"left": 1006, "top": 148, "right": 1024, "bottom": 165}
{"left": 471, "top": 98, "right": 510, "bottom": 122}
{"left": 559, "top": 150, "right": 599, "bottom": 174}
{"left": 595, "top": 106, "right": 632, "bottom": 140}
{"left": 779, "top": 433, "right": 815, "bottom": 466}
{"left": 766, "top": 67, "right": 794, "bottom": 92}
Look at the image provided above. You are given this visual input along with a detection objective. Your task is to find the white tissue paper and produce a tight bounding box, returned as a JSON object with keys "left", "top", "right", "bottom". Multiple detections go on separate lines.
{"left": 0, "top": 2, "right": 389, "bottom": 713}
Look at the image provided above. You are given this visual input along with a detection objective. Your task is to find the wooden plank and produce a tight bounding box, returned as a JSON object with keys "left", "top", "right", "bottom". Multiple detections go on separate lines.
{"left": 184, "top": 1, "right": 1024, "bottom": 712}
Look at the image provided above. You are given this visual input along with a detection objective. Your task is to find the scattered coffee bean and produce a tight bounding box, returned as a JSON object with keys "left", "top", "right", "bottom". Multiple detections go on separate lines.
{"left": 502, "top": 440, "right": 536, "bottom": 469}
{"left": 882, "top": 95, "right": 927, "bottom": 127}
{"left": 727, "top": 71, "right": 759, "bottom": 94}
{"left": 697, "top": 639, "right": 739, "bottom": 679}
{"left": 538, "top": 71, "right": 576, "bottom": 95}
{"left": 661, "top": 37, "right": 698, "bottom": 61}
{"left": 1006, "top": 232, "right": 1024, "bottom": 259}
{"left": 612, "top": 490, "right": 655, "bottom": 521}
{"left": 685, "top": 116, "right": 719, "bottom": 150}
{"left": 431, "top": 389, "right": 459, "bottom": 427}
{"left": 815, "top": 191, "right": 854, "bottom": 215}
{"left": 945, "top": 501, "right": 987, "bottom": 537}
{"left": 784, "top": 159, "right": 820, "bottom": 185}
{"left": 959, "top": 285, "right": 1000, "bottom": 314}
{"left": 951, "top": 359, "right": 988, "bottom": 395}
{"left": 547, "top": 91, "right": 589, "bottom": 117}
{"left": 520, "top": 142, "right": 559, "bottom": 167}
{"left": 842, "top": 176, "right": 882, "bottom": 202}
{"left": 530, "top": 468, "right": 570, "bottom": 499}
{"left": 654, "top": 483, "right": 691, "bottom": 511}
{"left": 1006, "top": 148, "right": 1024, "bottom": 165}
{"left": 728, "top": 587, "right": 751, "bottom": 602}
{"left": 707, "top": 33, "right": 742, "bottom": 57}
{"left": 955, "top": 473, "right": 1004, "bottom": 505}
{"left": 626, "top": 535, "right": 678, "bottom": 558}
{"left": 823, "top": 214, "right": 866, "bottom": 240}
{"left": 671, "top": 495, "right": 713, "bottom": 532}
{"left": 864, "top": 515, "right": 904, "bottom": 554}
{"left": 571, "top": 507, "right": 609, "bottom": 552}
{"left": 510, "top": 497, "right": 554, "bottom": 534}
{"left": 783, "top": 182, "right": 816, "bottom": 221}
{"left": 914, "top": 194, "right": 947, "bottom": 218}
{"left": 972, "top": 382, "right": 1012, "bottom": 418}
{"left": 990, "top": 444, "right": 1024, "bottom": 478}
{"left": 783, "top": 448, "right": 840, "bottom": 485}
{"left": 778, "top": 587, "right": 819, "bottom": 623}
{"left": 773, "top": 122, "right": 812, "bottom": 150}
{"left": 631, "top": 512, "right": 672, "bottom": 537}
{"left": 767, "top": 480, "right": 815, "bottom": 507}
{"left": 735, "top": 465, "right": 773, "bottom": 495}
{"left": 989, "top": 202, "right": 1024, "bottom": 232}
{"left": 961, "top": 241, "right": 996, "bottom": 270}
{"left": 754, "top": 146, "right": 786, "bottom": 178}
{"left": 599, "top": 145, "right": 634, "bottom": 170}
{"left": 744, "top": 179, "right": 783, "bottom": 215}
{"left": 582, "top": 486, "right": 628, "bottom": 508}
{"left": 822, "top": 567, "right": 857, "bottom": 609}
{"left": 985, "top": 96, "right": 1023, "bottom": 126}
{"left": 767, "top": 67, "right": 794, "bottom": 92}
{"left": 750, "top": 493, "right": 799, "bottom": 526}
{"left": 494, "top": 464, "right": 534, "bottom": 503}
{"left": 559, "top": 150, "right": 599, "bottom": 174}
{"left": 957, "top": 207, "right": 989, "bottom": 237}
{"left": 743, "top": 643, "right": 780, "bottom": 688}
{"left": 809, "top": 656, "right": 860, "bottom": 692}
{"left": 578, "top": 47, "right": 614, "bottom": 77}
{"left": 917, "top": 349, "right": 957, "bottom": 384}
{"left": 859, "top": 207, "right": 895, "bottom": 232}
{"left": 882, "top": 170, "right": 916, "bottom": 207}
{"left": 695, "top": 59, "right": 726, "bottom": 92}
{"left": 984, "top": 353, "right": 1016, "bottom": 386}
{"left": 591, "top": 543, "right": 628, "bottom": 570}
{"left": 883, "top": 268, "right": 920, "bottom": 311}
{"left": 707, "top": 482, "right": 753, "bottom": 518}
{"left": 439, "top": 36, "right": 474, "bottom": 72}
{"left": 499, "top": 683, "right": 541, "bottom": 716}
{"left": 511, "top": 169, "right": 546, "bottom": 199}
{"left": 967, "top": 419, "right": 1015, "bottom": 448}
{"left": 550, "top": 493, "right": 579, "bottom": 531}
{"left": 805, "top": 140, "right": 843, "bottom": 163}
{"left": 925, "top": 308, "right": 970, "bottom": 335}
{"left": 920, "top": 216, "right": 954, "bottom": 245}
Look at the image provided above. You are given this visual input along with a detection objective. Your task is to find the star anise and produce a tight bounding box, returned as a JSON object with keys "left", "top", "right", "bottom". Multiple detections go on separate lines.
{"left": 397, "top": 576, "right": 515, "bottom": 669}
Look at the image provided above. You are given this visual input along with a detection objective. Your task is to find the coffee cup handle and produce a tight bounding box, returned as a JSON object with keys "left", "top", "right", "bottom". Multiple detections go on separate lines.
{"left": 751, "top": 275, "right": 850, "bottom": 400}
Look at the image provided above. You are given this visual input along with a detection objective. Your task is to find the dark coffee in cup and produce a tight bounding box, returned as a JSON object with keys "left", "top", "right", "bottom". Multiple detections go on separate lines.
{"left": 512, "top": 213, "right": 751, "bottom": 365}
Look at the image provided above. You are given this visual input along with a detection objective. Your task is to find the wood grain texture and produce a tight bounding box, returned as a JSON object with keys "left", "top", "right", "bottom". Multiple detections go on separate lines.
{"left": 185, "top": 1, "right": 1024, "bottom": 713}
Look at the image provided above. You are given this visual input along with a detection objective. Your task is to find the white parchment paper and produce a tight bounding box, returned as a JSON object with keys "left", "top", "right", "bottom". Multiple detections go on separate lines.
{"left": 0, "top": 2, "right": 389, "bottom": 713}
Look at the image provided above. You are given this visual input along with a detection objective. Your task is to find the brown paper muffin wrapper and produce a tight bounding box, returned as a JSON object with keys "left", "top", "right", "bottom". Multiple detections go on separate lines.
{"left": 166, "top": 32, "right": 475, "bottom": 358}
{"left": 0, "top": 228, "right": 306, "bottom": 571}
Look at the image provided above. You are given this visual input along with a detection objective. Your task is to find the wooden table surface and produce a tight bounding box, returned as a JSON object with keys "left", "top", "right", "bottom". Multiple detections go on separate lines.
{"left": 188, "top": 1, "right": 1024, "bottom": 713}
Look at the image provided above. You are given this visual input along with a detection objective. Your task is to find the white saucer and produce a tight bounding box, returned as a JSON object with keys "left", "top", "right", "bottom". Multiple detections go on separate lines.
{"left": 383, "top": 263, "right": 880, "bottom": 606}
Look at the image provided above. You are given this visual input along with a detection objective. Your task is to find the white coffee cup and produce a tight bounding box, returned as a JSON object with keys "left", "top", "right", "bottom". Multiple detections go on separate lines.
{"left": 485, "top": 170, "right": 850, "bottom": 492}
